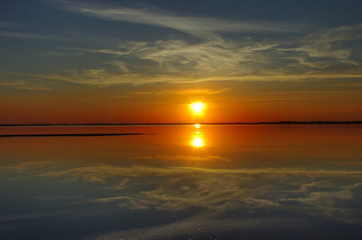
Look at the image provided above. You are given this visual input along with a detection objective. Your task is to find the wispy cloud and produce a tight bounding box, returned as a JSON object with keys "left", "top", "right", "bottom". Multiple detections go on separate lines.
{"left": 302, "top": 24, "right": 362, "bottom": 44}
{"left": 0, "top": 19, "right": 60, "bottom": 41}
{"left": 278, "top": 24, "right": 362, "bottom": 67}
{"left": 133, "top": 88, "right": 229, "bottom": 96}
{"left": 37, "top": 22, "right": 359, "bottom": 86}
{"left": 0, "top": 20, "right": 23, "bottom": 29}
{"left": 0, "top": 31, "right": 63, "bottom": 41}
{"left": 3, "top": 2, "right": 360, "bottom": 88}
{"left": 57, "top": 0, "right": 300, "bottom": 41}
{"left": 0, "top": 79, "right": 52, "bottom": 90}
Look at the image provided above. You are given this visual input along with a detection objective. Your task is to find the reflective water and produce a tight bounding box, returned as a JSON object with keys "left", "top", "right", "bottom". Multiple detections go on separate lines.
{"left": 0, "top": 124, "right": 361, "bottom": 240}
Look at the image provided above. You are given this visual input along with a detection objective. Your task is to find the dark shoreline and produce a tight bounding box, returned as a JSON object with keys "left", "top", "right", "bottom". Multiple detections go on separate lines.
{"left": 0, "top": 133, "right": 149, "bottom": 138}
{"left": 0, "top": 121, "right": 361, "bottom": 127}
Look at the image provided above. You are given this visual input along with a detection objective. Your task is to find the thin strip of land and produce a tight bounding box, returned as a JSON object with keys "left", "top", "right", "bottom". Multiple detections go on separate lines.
{"left": 0, "top": 133, "right": 148, "bottom": 138}
{"left": 0, "top": 121, "right": 361, "bottom": 127}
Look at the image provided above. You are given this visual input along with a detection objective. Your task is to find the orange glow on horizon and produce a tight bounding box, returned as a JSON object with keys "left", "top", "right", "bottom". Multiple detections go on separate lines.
{"left": 1, "top": 84, "right": 362, "bottom": 124}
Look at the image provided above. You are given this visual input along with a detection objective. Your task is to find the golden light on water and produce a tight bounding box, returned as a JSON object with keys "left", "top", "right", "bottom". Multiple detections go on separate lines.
{"left": 191, "top": 123, "right": 205, "bottom": 148}
{"left": 190, "top": 102, "right": 205, "bottom": 115}
{"left": 191, "top": 136, "right": 205, "bottom": 148}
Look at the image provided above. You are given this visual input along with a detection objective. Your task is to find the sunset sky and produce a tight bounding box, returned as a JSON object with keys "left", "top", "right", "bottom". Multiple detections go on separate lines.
{"left": 0, "top": 0, "right": 361, "bottom": 124}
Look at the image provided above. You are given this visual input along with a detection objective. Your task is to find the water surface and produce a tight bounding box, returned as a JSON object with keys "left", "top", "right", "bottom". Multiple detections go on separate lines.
{"left": 0, "top": 124, "right": 361, "bottom": 239}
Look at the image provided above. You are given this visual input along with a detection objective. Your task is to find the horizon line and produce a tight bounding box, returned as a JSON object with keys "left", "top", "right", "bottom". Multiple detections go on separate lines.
{"left": 1, "top": 121, "right": 362, "bottom": 127}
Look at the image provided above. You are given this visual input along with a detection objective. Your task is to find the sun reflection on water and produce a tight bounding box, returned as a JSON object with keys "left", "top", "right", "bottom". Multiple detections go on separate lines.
{"left": 191, "top": 136, "right": 204, "bottom": 148}
{"left": 191, "top": 124, "right": 205, "bottom": 148}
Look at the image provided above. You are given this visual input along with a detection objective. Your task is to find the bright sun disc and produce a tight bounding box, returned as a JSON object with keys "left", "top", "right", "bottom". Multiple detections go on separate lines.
{"left": 190, "top": 102, "right": 205, "bottom": 114}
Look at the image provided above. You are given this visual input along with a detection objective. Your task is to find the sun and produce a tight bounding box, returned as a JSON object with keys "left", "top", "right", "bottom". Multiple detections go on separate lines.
{"left": 190, "top": 102, "right": 205, "bottom": 114}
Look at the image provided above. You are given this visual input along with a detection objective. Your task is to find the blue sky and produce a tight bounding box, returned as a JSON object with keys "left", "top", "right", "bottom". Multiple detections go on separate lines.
{"left": 0, "top": 0, "right": 361, "bottom": 123}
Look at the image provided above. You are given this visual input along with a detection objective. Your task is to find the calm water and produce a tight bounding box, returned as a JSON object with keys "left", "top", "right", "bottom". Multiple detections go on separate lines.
{"left": 0, "top": 124, "right": 361, "bottom": 240}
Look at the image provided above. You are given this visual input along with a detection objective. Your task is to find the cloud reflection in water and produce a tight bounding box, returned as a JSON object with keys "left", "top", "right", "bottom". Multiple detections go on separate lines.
{"left": 40, "top": 165, "right": 362, "bottom": 219}
{"left": 36, "top": 165, "right": 362, "bottom": 239}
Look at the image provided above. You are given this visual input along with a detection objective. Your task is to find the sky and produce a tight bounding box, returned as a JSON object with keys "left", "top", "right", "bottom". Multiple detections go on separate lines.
{"left": 0, "top": 0, "right": 361, "bottom": 124}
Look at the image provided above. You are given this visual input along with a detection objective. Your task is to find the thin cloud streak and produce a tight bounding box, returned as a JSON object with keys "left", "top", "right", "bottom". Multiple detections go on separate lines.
{"left": 0, "top": 31, "right": 63, "bottom": 41}
{"left": 29, "top": 69, "right": 362, "bottom": 87}
{"left": 0, "top": 20, "right": 23, "bottom": 29}
{"left": 57, "top": 0, "right": 303, "bottom": 40}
